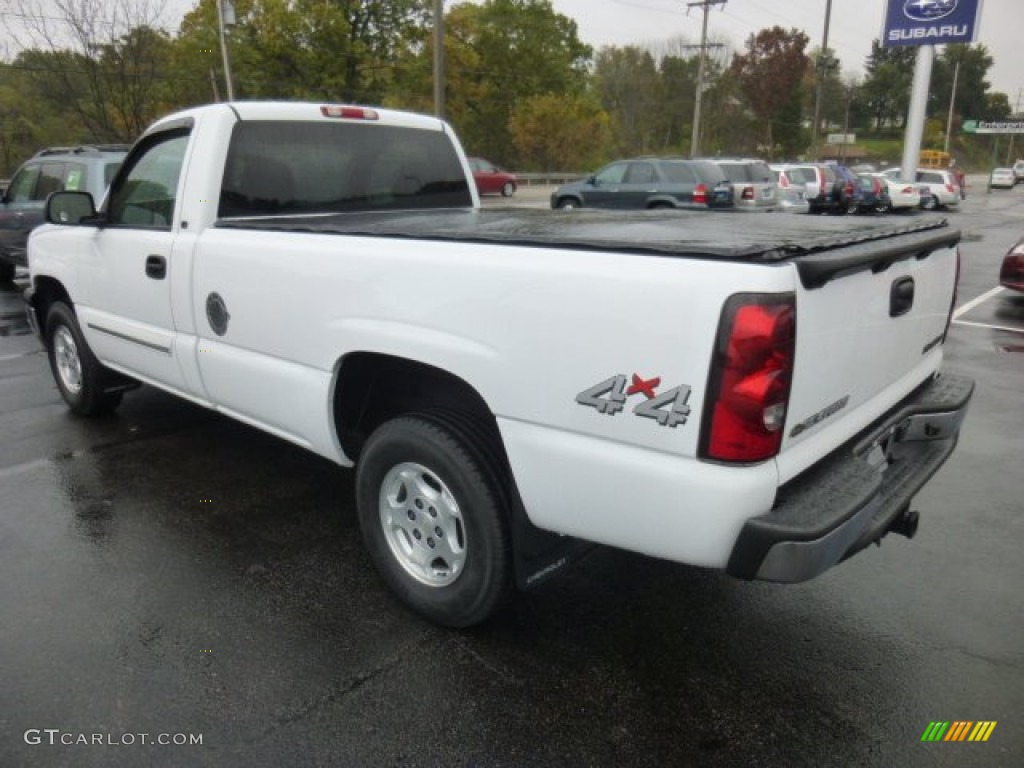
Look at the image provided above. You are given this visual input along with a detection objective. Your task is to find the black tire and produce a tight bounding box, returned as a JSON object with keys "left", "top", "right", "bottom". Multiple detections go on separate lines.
{"left": 648, "top": 202, "right": 673, "bottom": 210}
{"left": 501, "top": 181, "right": 516, "bottom": 197}
{"left": 356, "top": 414, "right": 513, "bottom": 627}
{"left": 45, "top": 302, "right": 123, "bottom": 416}
{"left": 846, "top": 200, "right": 860, "bottom": 215}
{"left": 0, "top": 260, "right": 15, "bottom": 283}
{"left": 556, "top": 198, "right": 579, "bottom": 210}
{"left": 922, "top": 194, "right": 939, "bottom": 211}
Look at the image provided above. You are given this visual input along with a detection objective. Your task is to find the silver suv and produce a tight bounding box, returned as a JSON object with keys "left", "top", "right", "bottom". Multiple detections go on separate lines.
{"left": 0, "top": 144, "right": 128, "bottom": 281}
{"left": 705, "top": 158, "right": 777, "bottom": 211}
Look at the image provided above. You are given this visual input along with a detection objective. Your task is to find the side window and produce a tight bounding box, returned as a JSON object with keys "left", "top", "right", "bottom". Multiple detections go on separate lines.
{"left": 7, "top": 164, "right": 41, "bottom": 203}
{"left": 103, "top": 162, "right": 123, "bottom": 188}
{"left": 64, "top": 163, "right": 88, "bottom": 192}
{"left": 661, "top": 163, "right": 697, "bottom": 184}
{"left": 36, "top": 163, "right": 66, "bottom": 200}
{"left": 625, "top": 163, "right": 656, "bottom": 184}
{"left": 107, "top": 130, "right": 189, "bottom": 229}
{"left": 594, "top": 163, "right": 627, "bottom": 185}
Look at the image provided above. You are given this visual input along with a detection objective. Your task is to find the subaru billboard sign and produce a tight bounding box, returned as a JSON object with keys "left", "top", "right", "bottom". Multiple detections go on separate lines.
{"left": 882, "top": 0, "right": 983, "bottom": 47}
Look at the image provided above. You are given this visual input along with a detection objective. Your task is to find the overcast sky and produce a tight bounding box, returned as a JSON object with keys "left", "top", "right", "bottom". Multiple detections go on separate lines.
{"left": 4, "top": 0, "right": 1021, "bottom": 106}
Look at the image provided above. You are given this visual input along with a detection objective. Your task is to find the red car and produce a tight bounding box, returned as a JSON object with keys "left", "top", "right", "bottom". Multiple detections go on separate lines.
{"left": 1000, "top": 238, "right": 1024, "bottom": 292}
{"left": 468, "top": 157, "right": 517, "bottom": 197}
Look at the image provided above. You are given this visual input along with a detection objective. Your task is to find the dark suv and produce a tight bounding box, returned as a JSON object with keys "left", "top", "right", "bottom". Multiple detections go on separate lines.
{"left": 0, "top": 145, "right": 128, "bottom": 281}
{"left": 550, "top": 157, "right": 733, "bottom": 210}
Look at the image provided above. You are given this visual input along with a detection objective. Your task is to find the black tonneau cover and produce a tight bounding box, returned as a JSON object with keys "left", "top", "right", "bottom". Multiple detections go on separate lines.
{"left": 216, "top": 208, "right": 960, "bottom": 289}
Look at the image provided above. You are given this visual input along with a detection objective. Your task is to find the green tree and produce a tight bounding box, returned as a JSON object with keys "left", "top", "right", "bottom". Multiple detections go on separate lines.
{"left": 730, "top": 27, "right": 809, "bottom": 151}
{"left": 593, "top": 46, "right": 660, "bottom": 155}
{"left": 861, "top": 41, "right": 916, "bottom": 130}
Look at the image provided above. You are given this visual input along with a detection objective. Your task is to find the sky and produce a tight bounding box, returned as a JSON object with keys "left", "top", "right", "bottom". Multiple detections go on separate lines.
{"left": 3, "top": 0, "right": 1021, "bottom": 105}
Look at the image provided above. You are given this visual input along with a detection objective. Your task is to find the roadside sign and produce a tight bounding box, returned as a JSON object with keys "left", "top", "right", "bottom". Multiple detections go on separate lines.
{"left": 882, "top": 0, "right": 983, "bottom": 48}
{"left": 826, "top": 133, "right": 856, "bottom": 145}
{"left": 962, "top": 120, "right": 1024, "bottom": 134}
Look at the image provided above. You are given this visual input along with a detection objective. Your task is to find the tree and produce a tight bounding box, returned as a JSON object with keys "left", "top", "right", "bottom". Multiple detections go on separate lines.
{"left": 861, "top": 41, "right": 916, "bottom": 130}
{"left": 593, "top": 46, "right": 660, "bottom": 156}
{"left": 730, "top": 27, "right": 809, "bottom": 151}
{"left": 12, "top": 0, "right": 177, "bottom": 140}
{"left": 509, "top": 92, "right": 611, "bottom": 170}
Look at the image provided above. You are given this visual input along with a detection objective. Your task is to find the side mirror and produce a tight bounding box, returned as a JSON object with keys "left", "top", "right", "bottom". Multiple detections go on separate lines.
{"left": 587, "top": 175, "right": 597, "bottom": 186}
{"left": 46, "top": 190, "right": 99, "bottom": 226}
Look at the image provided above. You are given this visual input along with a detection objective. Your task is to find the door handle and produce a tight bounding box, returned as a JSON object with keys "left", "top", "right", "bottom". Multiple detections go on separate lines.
{"left": 890, "top": 276, "right": 914, "bottom": 317}
{"left": 145, "top": 254, "right": 166, "bottom": 280}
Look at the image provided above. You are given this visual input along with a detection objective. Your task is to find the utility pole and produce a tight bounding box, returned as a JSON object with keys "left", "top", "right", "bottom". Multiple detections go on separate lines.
{"left": 217, "top": 0, "right": 236, "bottom": 101}
{"left": 1006, "top": 88, "right": 1023, "bottom": 165}
{"left": 810, "top": 0, "right": 833, "bottom": 160}
{"left": 687, "top": 0, "right": 726, "bottom": 157}
{"left": 433, "top": 0, "right": 445, "bottom": 119}
{"left": 943, "top": 56, "right": 961, "bottom": 155}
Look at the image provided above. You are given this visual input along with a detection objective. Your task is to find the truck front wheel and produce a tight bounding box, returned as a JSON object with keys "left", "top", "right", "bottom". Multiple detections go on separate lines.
{"left": 356, "top": 415, "right": 513, "bottom": 627}
{"left": 45, "top": 302, "right": 123, "bottom": 416}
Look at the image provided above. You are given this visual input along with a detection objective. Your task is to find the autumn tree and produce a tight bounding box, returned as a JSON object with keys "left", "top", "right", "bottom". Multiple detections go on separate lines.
{"left": 730, "top": 26, "right": 809, "bottom": 154}
{"left": 509, "top": 93, "right": 612, "bottom": 170}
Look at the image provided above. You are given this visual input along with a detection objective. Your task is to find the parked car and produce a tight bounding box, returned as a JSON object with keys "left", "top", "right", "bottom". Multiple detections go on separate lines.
{"left": 882, "top": 168, "right": 960, "bottom": 210}
{"left": 705, "top": 158, "right": 776, "bottom": 211}
{"left": 856, "top": 174, "right": 891, "bottom": 214}
{"left": 767, "top": 166, "right": 810, "bottom": 213}
{"left": 0, "top": 144, "right": 128, "bottom": 281}
{"left": 1000, "top": 238, "right": 1024, "bottom": 292}
{"left": 990, "top": 167, "right": 1016, "bottom": 189}
{"left": 468, "top": 157, "right": 517, "bottom": 197}
{"left": 872, "top": 174, "right": 921, "bottom": 211}
{"left": 1012, "top": 160, "right": 1024, "bottom": 184}
{"left": 772, "top": 163, "right": 833, "bottom": 214}
{"left": 826, "top": 163, "right": 864, "bottom": 215}
{"left": 550, "top": 157, "right": 733, "bottom": 210}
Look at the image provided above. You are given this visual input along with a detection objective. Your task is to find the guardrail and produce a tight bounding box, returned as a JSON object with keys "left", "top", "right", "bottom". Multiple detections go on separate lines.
{"left": 515, "top": 172, "right": 586, "bottom": 186}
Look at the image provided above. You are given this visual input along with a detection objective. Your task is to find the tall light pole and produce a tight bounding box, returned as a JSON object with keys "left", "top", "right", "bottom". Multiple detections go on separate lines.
{"left": 217, "top": 0, "right": 236, "bottom": 101}
{"left": 433, "top": 0, "right": 445, "bottom": 119}
{"left": 688, "top": 0, "right": 726, "bottom": 157}
{"left": 810, "top": 0, "right": 833, "bottom": 160}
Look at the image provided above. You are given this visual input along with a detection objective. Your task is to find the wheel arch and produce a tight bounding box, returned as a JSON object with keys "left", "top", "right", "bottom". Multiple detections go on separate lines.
{"left": 30, "top": 276, "right": 74, "bottom": 333}
{"left": 332, "top": 351, "right": 584, "bottom": 588}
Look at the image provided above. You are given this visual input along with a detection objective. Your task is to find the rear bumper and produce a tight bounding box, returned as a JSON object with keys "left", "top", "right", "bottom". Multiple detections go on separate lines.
{"left": 726, "top": 372, "right": 974, "bottom": 582}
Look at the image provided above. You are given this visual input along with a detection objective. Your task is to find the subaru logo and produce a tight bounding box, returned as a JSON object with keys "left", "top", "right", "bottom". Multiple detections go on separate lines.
{"left": 903, "top": 0, "right": 957, "bottom": 21}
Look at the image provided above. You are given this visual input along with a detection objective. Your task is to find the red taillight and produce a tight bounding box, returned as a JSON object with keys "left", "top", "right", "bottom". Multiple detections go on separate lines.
{"left": 742, "top": 185, "right": 754, "bottom": 200}
{"left": 321, "top": 105, "right": 379, "bottom": 120}
{"left": 873, "top": 178, "right": 883, "bottom": 195}
{"left": 700, "top": 293, "right": 796, "bottom": 463}
{"left": 945, "top": 183, "right": 955, "bottom": 194}
{"left": 900, "top": 185, "right": 915, "bottom": 194}
{"left": 779, "top": 174, "right": 790, "bottom": 189}
{"left": 844, "top": 181, "right": 854, "bottom": 197}
{"left": 693, "top": 183, "right": 708, "bottom": 204}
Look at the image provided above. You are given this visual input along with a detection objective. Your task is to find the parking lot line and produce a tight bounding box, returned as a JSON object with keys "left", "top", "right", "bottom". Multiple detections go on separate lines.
{"left": 952, "top": 319, "right": 1024, "bottom": 334}
{"left": 953, "top": 286, "right": 1005, "bottom": 319}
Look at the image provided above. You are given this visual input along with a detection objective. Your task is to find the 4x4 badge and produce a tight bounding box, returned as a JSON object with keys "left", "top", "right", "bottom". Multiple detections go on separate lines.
{"left": 575, "top": 373, "right": 692, "bottom": 428}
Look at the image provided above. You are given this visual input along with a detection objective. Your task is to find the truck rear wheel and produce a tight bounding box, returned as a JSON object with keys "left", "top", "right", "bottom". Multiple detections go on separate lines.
{"left": 355, "top": 414, "right": 513, "bottom": 627}
{"left": 45, "top": 302, "right": 123, "bottom": 416}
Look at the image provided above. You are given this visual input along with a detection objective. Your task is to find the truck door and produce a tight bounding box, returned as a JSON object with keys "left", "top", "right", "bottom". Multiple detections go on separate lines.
{"left": 75, "top": 126, "right": 192, "bottom": 393}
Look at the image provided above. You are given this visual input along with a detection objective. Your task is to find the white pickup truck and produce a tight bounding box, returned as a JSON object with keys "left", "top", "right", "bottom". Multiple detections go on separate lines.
{"left": 25, "top": 102, "right": 973, "bottom": 627}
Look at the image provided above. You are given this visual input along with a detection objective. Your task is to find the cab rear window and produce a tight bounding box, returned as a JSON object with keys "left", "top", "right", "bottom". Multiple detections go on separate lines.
{"left": 219, "top": 121, "right": 472, "bottom": 218}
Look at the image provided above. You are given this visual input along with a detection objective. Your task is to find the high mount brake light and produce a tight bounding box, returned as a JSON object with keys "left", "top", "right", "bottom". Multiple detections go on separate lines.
{"left": 700, "top": 293, "right": 796, "bottom": 463}
{"left": 321, "top": 105, "right": 379, "bottom": 120}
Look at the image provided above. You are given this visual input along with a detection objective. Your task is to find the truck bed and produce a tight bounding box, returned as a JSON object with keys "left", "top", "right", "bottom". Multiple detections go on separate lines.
{"left": 216, "top": 208, "right": 959, "bottom": 287}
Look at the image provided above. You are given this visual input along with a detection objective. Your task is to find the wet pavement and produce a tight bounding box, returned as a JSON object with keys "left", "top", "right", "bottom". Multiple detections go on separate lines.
{"left": 1, "top": 192, "right": 1023, "bottom": 767}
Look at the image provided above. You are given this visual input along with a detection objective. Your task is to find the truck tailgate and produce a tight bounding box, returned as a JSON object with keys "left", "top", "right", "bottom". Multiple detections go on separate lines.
{"left": 777, "top": 227, "right": 960, "bottom": 484}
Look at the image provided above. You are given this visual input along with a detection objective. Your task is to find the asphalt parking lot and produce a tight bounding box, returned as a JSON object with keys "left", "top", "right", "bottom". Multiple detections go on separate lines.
{"left": 1, "top": 187, "right": 1022, "bottom": 767}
